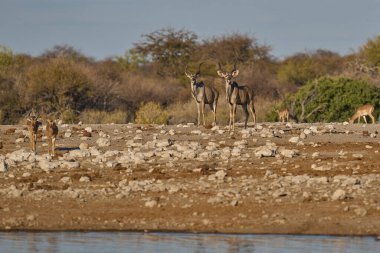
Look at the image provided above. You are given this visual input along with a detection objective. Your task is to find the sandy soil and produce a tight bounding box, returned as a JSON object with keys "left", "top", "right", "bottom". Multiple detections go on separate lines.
{"left": 0, "top": 122, "right": 379, "bottom": 236}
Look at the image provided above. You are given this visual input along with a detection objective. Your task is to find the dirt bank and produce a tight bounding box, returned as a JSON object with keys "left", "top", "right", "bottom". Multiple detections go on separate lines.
{"left": 0, "top": 122, "right": 379, "bottom": 235}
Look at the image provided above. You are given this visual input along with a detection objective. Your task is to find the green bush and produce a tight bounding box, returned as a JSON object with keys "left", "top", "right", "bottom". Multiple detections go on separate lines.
{"left": 79, "top": 110, "right": 129, "bottom": 124}
{"left": 135, "top": 102, "right": 169, "bottom": 124}
{"left": 271, "top": 77, "right": 380, "bottom": 122}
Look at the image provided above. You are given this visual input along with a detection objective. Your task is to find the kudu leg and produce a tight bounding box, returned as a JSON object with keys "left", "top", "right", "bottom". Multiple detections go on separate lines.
{"left": 249, "top": 104, "right": 256, "bottom": 127}
{"left": 197, "top": 103, "right": 201, "bottom": 126}
{"left": 52, "top": 137, "right": 56, "bottom": 156}
{"left": 202, "top": 103, "right": 205, "bottom": 126}
{"left": 229, "top": 105, "right": 233, "bottom": 131}
{"left": 232, "top": 104, "right": 237, "bottom": 131}
{"left": 363, "top": 116, "right": 367, "bottom": 124}
{"left": 243, "top": 105, "right": 249, "bottom": 129}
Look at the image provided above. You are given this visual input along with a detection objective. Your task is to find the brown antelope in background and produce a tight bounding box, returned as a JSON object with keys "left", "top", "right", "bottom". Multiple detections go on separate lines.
{"left": 46, "top": 118, "right": 59, "bottom": 156}
{"left": 26, "top": 110, "right": 42, "bottom": 154}
{"left": 349, "top": 104, "right": 375, "bottom": 124}
{"left": 276, "top": 108, "right": 289, "bottom": 123}
{"left": 185, "top": 62, "right": 219, "bottom": 126}
{"left": 217, "top": 63, "right": 256, "bottom": 131}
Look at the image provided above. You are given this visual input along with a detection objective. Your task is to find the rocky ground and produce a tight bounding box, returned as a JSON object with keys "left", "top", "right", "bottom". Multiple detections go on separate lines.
{"left": 0, "top": 122, "right": 380, "bottom": 236}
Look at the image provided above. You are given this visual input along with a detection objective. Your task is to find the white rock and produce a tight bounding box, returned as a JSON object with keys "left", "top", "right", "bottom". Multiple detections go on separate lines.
{"left": 145, "top": 199, "right": 158, "bottom": 208}
{"left": 79, "top": 176, "right": 90, "bottom": 182}
{"left": 331, "top": 189, "right": 346, "bottom": 201}
{"left": 22, "top": 172, "right": 31, "bottom": 177}
{"left": 254, "top": 146, "right": 276, "bottom": 157}
{"left": 84, "top": 127, "right": 92, "bottom": 133}
{"left": 15, "top": 138, "right": 25, "bottom": 143}
{"left": 215, "top": 170, "right": 227, "bottom": 181}
{"left": 0, "top": 158, "right": 8, "bottom": 172}
{"left": 311, "top": 164, "right": 332, "bottom": 171}
{"left": 289, "top": 137, "right": 300, "bottom": 143}
{"left": 79, "top": 142, "right": 89, "bottom": 150}
{"left": 96, "top": 137, "right": 111, "bottom": 147}
{"left": 60, "top": 177, "right": 72, "bottom": 184}
{"left": 279, "top": 148, "right": 299, "bottom": 158}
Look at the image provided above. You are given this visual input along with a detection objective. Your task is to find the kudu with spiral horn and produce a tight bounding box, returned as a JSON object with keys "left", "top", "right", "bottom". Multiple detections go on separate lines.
{"left": 185, "top": 62, "right": 219, "bottom": 126}
{"left": 217, "top": 62, "right": 256, "bottom": 131}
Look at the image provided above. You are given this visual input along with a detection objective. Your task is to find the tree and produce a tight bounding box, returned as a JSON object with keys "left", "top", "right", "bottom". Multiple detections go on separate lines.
{"left": 278, "top": 50, "right": 342, "bottom": 86}
{"left": 41, "top": 44, "right": 93, "bottom": 62}
{"left": 197, "top": 34, "right": 272, "bottom": 66}
{"left": 0, "top": 45, "right": 13, "bottom": 68}
{"left": 132, "top": 28, "right": 198, "bottom": 77}
{"left": 25, "top": 56, "right": 93, "bottom": 115}
{"left": 360, "top": 35, "right": 380, "bottom": 67}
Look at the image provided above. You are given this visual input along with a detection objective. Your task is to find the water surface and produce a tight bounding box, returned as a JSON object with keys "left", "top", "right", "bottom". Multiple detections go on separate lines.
{"left": 0, "top": 232, "right": 378, "bottom": 253}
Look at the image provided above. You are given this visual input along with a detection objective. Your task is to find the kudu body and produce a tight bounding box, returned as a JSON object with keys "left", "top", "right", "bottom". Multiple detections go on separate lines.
{"left": 185, "top": 63, "right": 219, "bottom": 126}
{"left": 26, "top": 110, "right": 42, "bottom": 154}
{"left": 46, "top": 118, "right": 59, "bottom": 156}
{"left": 217, "top": 63, "right": 256, "bottom": 131}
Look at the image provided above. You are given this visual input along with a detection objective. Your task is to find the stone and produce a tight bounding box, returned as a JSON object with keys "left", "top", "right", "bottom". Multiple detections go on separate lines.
{"left": 15, "top": 138, "right": 24, "bottom": 143}
{"left": 289, "top": 137, "right": 300, "bottom": 143}
{"left": 145, "top": 199, "right": 158, "bottom": 208}
{"left": 215, "top": 170, "right": 227, "bottom": 181}
{"left": 353, "top": 206, "right": 367, "bottom": 217}
{"left": 60, "top": 176, "right": 72, "bottom": 184}
{"left": 96, "top": 137, "right": 111, "bottom": 147}
{"left": 0, "top": 158, "right": 8, "bottom": 172}
{"left": 279, "top": 148, "right": 298, "bottom": 158}
{"left": 79, "top": 176, "right": 91, "bottom": 182}
{"left": 311, "top": 164, "right": 332, "bottom": 171}
{"left": 331, "top": 189, "right": 346, "bottom": 201}
{"left": 254, "top": 146, "right": 276, "bottom": 158}
{"left": 79, "top": 142, "right": 89, "bottom": 150}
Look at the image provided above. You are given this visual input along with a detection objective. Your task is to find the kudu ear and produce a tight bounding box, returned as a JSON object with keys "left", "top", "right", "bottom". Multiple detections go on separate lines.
{"left": 231, "top": 69, "right": 239, "bottom": 77}
{"left": 217, "top": 70, "right": 225, "bottom": 78}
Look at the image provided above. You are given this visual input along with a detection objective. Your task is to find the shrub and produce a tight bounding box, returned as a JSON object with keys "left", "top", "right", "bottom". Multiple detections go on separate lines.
{"left": 271, "top": 77, "right": 380, "bottom": 122}
{"left": 135, "top": 102, "right": 169, "bottom": 124}
{"left": 79, "top": 110, "right": 129, "bottom": 124}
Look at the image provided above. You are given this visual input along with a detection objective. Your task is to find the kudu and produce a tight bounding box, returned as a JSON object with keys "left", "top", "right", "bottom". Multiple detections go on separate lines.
{"left": 349, "top": 104, "right": 375, "bottom": 124}
{"left": 46, "top": 117, "right": 59, "bottom": 156}
{"left": 26, "top": 110, "right": 42, "bottom": 154}
{"left": 217, "top": 63, "right": 256, "bottom": 131}
{"left": 185, "top": 62, "right": 219, "bottom": 126}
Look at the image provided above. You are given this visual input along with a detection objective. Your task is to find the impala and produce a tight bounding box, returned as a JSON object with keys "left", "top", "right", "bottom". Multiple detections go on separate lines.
{"left": 276, "top": 108, "right": 289, "bottom": 123}
{"left": 349, "top": 104, "right": 375, "bottom": 124}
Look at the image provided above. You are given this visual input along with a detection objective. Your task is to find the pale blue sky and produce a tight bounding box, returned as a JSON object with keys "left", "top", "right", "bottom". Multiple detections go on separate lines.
{"left": 0, "top": 0, "right": 379, "bottom": 60}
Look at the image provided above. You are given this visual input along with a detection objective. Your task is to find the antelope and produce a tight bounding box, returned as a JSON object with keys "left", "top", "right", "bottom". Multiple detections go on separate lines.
{"left": 46, "top": 118, "right": 59, "bottom": 156}
{"left": 276, "top": 108, "right": 289, "bottom": 123}
{"left": 185, "top": 62, "right": 219, "bottom": 126}
{"left": 26, "top": 110, "right": 42, "bottom": 154}
{"left": 217, "top": 63, "right": 256, "bottom": 131}
{"left": 349, "top": 104, "right": 375, "bottom": 124}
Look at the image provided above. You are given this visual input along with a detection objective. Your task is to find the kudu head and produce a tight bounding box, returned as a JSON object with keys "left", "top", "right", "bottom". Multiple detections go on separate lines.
{"left": 27, "top": 109, "right": 41, "bottom": 130}
{"left": 185, "top": 62, "right": 204, "bottom": 85}
{"left": 217, "top": 62, "right": 239, "bottom": 86}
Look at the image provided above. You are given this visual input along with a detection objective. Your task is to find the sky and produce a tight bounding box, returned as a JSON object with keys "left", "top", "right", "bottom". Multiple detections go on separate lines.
{"left": 0, "top": 0, "right": 379, "bottom": 60}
